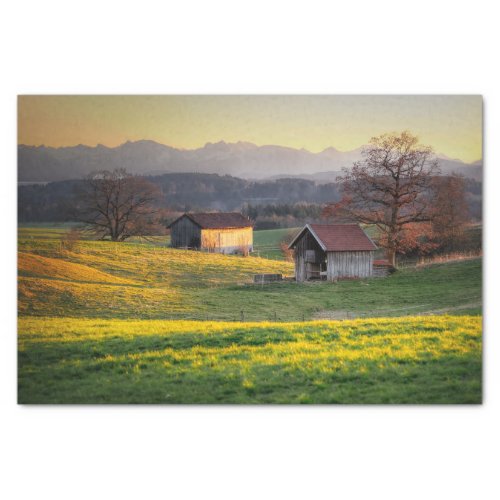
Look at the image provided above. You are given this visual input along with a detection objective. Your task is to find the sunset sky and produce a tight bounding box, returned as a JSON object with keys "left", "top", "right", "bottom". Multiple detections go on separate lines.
{"left": 18, "top": 95, "right": 482, "bottom": 163}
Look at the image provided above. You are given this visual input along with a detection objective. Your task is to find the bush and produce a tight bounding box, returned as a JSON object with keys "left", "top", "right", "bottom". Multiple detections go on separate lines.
{"left": 61, "top": 227, "right": 82, "bottom": 252}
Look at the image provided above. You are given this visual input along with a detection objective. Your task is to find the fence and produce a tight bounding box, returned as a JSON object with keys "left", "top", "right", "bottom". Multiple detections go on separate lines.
{"left": 118, "top": 294, "right": 482, "bottom": 324}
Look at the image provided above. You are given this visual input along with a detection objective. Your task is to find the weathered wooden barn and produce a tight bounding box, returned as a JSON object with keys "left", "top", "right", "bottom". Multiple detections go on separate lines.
{"left": 288, "top": 224, "right": 377, "bottom": 281}
{"left": 168, "top": 212, "right": 253, "bottom": 254}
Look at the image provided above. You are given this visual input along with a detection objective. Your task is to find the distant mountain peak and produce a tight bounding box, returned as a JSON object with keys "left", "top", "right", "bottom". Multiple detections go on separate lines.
{"left": 120, "top": 139, "right": 162, "bottom": 146}
{"left": 436, "top": 152, "right": 470, "bottom": 164}
{"left": 321, "top": 146, "right": 340, "bottom": 154}
{"left": 204, "top": 140, "right": 226, "bottom": 147}
{"left": 235, "top": 140, "right": 257, "bottom": 149}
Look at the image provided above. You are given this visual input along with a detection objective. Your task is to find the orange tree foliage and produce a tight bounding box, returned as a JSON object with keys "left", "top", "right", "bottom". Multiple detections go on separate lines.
{"left": 430, "top": 174, "right": 470, "bottom": 249}
{"left": 326, "top": 131, "right": 440, "bottom": 265}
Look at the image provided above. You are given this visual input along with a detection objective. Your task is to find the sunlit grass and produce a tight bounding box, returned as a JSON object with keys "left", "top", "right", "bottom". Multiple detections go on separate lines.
{"left": 18, "top": 276, "right": 187, "bottom": 317}
{"left": 19, "top": 252, "right": 137, "bottom": 285}
{"left": 18, "top": 315, "right": 482, "bottom": 404}
{"left": 18, "top": 232, "right": 481, "bottom": 321}
{"left": 18, "top": 236, "right": 294, "bottom": 319}
{"left": 18, "top": 238, "right": 293, "bottom": 285}
{"left": 17, "top": 226, "right": 482, "bottom": 403}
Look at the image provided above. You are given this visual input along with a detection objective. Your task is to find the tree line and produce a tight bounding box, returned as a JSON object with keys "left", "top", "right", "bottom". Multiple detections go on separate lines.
{"left": 18, "top": 173, "right": 341, "bottom": 223}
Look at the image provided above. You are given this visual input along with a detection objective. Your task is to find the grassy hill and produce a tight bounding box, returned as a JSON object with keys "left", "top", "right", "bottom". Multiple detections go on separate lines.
{"left": 252, "top": 227, "right": 298, "bottom": 260}
{"left": 18, "top": 231, "right": 481, "bottom": 321}
{"left": 18, "top": 238, "right": 293, "bottom": 320}
{"left": 17, "top": 226, "right": 482, "bottom": 404}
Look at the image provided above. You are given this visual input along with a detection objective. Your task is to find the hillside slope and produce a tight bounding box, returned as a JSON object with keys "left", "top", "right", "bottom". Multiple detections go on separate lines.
{"left": 18, "top": 231, "right": 481, "bottom": 321}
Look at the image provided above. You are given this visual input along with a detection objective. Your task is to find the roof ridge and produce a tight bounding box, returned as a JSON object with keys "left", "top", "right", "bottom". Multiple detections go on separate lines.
{"left": 289, "top": 223, "right": 377, "bottom": 251}
{"left": 190, "top": 211, "right": 242, "bottom": 214}
{"left": 310, "top": 222, "right": 358, "bottom": 225}
{"left": 171, "top": 211, "right": 252, "bottom": 229}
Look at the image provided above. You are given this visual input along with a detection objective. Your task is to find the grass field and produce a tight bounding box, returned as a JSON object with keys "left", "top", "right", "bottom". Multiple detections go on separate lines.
{"left": 18, "top": 315, "right": 481, "bottom": 404}
{"left": 17, "top": 225, "right": 483, "bottom": 403}
{"left": 252, "top": 227, "right": 298, "bottom": 260}
{"left": 19, "top": 225, "right": 299, "bottom": 258}
{"left": 18, "top": 236, "right": 482, "bottom": 321}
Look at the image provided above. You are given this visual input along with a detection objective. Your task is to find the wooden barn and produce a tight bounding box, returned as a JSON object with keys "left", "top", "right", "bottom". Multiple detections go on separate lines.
{"left": 168, "top": 212, "right": 253, "bottom": 254}
{"left": 288, "top": 224, "right": 377, "bottom": 282}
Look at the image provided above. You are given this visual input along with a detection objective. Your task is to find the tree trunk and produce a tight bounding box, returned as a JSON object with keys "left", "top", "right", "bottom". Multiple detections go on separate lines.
{"left": 387, "top": 248, "right": 396, "bottom": 267}
{"left": 388, "top": 200, "right": 399, "bottom": 268}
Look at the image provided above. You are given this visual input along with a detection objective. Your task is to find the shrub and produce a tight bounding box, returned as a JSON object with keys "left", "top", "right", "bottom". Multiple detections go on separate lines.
{"left": 61, "top": 227, "right": 82, "bottom": 252}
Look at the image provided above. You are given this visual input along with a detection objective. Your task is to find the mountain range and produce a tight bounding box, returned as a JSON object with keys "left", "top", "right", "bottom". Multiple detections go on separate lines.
{"left": 18, "top": 140, "right": 483, "bottom": 183}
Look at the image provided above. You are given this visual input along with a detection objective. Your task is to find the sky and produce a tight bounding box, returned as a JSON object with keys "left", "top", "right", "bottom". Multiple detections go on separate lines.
{"left": 18, "top": 95, "right": 483, "bottom": 163}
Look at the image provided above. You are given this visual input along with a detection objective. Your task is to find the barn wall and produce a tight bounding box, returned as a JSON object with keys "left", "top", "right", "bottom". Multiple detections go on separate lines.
{"left": 201, "top": 227, "right": 253, "bottom": 254}
{"left": 170, "top": 217, "right": 201, "bottom": 248}
{"left": 294, "top": 234, "right": 306, "bottom": 282}
{"left": 326, "top": 251, "right": 373, "bottom": 280}
{"left": 294, "top": 231, "right": 326, "bottom": 282}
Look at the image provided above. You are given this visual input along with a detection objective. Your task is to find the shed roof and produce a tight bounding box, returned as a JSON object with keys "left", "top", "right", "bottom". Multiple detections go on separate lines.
{"left": 288, "top": 224, "right": 377, "bottom": 251}
{"left": 171, "top": 212, "right": 253, "bottom": 229}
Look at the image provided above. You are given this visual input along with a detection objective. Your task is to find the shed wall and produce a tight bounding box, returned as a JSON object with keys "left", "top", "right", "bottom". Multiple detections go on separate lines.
{"left": 326, "top": 251, "right": 373, "bottom": 280}
{"left": 201, "top": 227, "right": 253, "bottom": 254}
{"left": 170, "top": 217, "right": 202, "bottom": 248}
{"left": 294, "top": 231, "right": 326, "bottom": 282}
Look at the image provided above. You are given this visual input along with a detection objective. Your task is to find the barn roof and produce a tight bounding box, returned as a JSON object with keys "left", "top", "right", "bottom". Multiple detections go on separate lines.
{"left": 288, "top": 223, "right": 377, "bottom": 251}
{"left": 170, "top": 212, "right": 253, "bottom": 229}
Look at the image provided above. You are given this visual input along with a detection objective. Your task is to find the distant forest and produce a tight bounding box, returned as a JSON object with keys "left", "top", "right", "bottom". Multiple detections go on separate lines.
{"left": 18, "top": 172, "right": 482, "bottom": 229}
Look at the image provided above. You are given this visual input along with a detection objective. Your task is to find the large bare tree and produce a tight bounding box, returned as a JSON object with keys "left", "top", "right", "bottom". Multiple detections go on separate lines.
{"left": 328, "top": 131, "right": 440, "bottom": 266}
{"left": 76, "top": 169, "right": 162, "bottom": 241}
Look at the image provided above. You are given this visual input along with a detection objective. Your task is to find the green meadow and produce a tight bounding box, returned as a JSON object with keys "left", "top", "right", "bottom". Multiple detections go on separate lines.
{"left": 18, "top": 225, "right": 482, "bottom": 403}
{"left": 18, "top": 315, "right": 481, "bottom": 404}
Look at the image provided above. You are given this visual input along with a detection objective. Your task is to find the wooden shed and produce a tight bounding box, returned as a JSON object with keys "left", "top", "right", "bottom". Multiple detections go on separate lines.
{"left": 168, "top": 212, "right": 253, "bottom": 254}
{"left": 288, "top": 224, "right": 377, "bottom": 282}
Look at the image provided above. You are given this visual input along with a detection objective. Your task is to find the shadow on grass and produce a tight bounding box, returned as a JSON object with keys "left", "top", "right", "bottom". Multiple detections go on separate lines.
{"left": 19, "top": 328, "right": 481, "bottom": 404}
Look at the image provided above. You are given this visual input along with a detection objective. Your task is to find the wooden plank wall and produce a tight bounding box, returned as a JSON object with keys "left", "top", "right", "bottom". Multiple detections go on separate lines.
{"left": 170, "top": 217, "right": 201, "bottom": 248}
{"left": 294, "top": 231, "right": 326, "bottom": 282}
{"left": 201, "top": 227, "right": 253, "bottom": 254}
{"left": 294, "top": 231, "right": 307, "bottom": 282}
{"left": 326, "top": 251, "right": 373, "bottom": 280}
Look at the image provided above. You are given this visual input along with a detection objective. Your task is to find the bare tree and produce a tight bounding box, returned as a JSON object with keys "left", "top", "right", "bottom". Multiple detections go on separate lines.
{"left": 75, "top": 169, "right": 162, "bottom": 241}
{"left": 327, "top": 131, "right": 440, "bottom": 266}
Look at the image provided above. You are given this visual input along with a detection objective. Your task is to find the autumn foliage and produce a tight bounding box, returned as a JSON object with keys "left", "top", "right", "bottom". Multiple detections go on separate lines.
{"left": 323, "top": 131, "right": 470, "bottom": 265}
